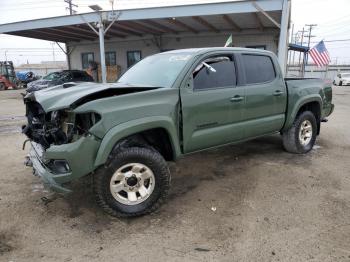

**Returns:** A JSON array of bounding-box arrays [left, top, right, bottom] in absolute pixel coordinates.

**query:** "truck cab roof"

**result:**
[[162, 47, 275, 56]]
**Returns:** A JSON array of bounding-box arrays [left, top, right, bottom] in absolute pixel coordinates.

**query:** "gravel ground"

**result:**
[[0, 87, 349, 262]]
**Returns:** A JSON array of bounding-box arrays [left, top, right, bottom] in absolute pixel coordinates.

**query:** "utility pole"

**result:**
[[298, 28, 305, 66], [305, 24, 317, 65], [292, 32, 299, 65], [50, 42, 56, 62], [64, 0, 77, 15], [288, 23, 294, 66]]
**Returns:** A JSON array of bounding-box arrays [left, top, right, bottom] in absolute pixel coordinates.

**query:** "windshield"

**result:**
[[43, 72, 63, 80], [342, 73, 350, 78], [118, 53, 193, 88]]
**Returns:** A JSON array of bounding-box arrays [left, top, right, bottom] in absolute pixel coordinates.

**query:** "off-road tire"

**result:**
[[282, 111, 317, 154], [0, 83, 5, 91], [94, 146, 170, 217]]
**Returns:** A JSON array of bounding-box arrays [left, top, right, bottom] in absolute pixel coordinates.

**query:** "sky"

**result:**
[[0, 0, 350, 65]]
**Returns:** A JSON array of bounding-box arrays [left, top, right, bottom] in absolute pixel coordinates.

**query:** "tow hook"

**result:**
[[24, 155, 33, 167]]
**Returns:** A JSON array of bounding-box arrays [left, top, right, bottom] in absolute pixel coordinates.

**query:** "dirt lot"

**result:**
[[0, 87, 349, 262]]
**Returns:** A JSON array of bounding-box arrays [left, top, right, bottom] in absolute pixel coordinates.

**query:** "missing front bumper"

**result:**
[[27, 142, 72, 194], [24, 135, 101, 194]]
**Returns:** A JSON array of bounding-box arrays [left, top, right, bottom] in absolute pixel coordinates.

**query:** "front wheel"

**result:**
[[0, 83, 5, 91], [94, 147, 170, 217], [282, 111, 317, 154]]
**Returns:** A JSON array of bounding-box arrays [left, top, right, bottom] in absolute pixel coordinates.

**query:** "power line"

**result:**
[[311, 38, 350, 43], [0, 48, 63, 50]]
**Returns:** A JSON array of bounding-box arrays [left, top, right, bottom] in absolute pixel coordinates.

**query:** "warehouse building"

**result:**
[[0, 0, 291, 82]]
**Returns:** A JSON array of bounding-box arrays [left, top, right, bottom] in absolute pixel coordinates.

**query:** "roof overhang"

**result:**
[[0, 0, 284, 43]]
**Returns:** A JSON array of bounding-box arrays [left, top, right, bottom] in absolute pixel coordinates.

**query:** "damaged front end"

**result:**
[[22, 93, 102, 193], [22, 99, 100, 149]]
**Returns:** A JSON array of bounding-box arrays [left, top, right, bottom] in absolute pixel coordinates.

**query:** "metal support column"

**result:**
[[98, 16, 107, 83], [277, 0, 291, 75]]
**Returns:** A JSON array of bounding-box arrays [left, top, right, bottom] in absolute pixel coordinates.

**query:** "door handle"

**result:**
[[273, 90, 284, 96], [230, 95, 244, 102]]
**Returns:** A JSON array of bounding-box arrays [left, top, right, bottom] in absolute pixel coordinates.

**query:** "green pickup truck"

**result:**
[[23, 48, 334, 217]]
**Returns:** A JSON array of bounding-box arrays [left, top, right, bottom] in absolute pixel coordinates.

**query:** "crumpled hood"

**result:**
[[25, 82, 158, 112]]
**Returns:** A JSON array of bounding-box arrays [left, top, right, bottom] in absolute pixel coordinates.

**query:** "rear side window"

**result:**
[[242, 54, 275, 84], [193, 56, 236, 90]]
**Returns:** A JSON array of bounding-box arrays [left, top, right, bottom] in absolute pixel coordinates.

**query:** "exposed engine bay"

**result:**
[[22, 100, 100, 149]]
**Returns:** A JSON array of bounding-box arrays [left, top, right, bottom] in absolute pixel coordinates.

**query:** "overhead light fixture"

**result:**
[[89, 4, 103, 11]]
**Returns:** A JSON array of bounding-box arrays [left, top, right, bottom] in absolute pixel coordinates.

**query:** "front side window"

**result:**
[[193, 56, 236, 90], [242, 54, 276, 84], [0, 66, 5, 75], [81, 52, 94, 69], [105, 51, 116, 66], [127, 51, 142, 68]]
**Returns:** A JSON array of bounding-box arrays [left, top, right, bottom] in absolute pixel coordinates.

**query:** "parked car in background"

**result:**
[[333, 73, 350, 86], [23, 48, 334, 217], [16, 71, 39, 88], [26, 70, 94, 93]]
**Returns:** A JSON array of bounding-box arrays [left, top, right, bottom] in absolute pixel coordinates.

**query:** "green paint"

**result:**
[[27, 48, 334, 192]]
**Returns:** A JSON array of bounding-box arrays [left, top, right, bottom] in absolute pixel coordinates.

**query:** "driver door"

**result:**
[[180, 54, 245, 153]]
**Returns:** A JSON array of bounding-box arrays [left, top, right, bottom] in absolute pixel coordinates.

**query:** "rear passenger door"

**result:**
[[239, 53, 287, 138], [180, 54, 245, 153]]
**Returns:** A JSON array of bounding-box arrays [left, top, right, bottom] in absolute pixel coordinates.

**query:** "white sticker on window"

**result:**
[[169, 55, 192, 62]]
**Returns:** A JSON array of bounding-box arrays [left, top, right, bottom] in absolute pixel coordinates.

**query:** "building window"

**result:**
[[81, 52, 94, 69], [246, 45, 266, 50], [105, 51, 116, 66], [127, 51, 142, 68]]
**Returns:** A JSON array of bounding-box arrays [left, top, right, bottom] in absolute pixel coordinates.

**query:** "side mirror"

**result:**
[[63, 82, 76, 88]]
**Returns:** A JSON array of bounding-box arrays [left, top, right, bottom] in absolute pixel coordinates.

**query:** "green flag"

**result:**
[[224, 34, 233, 47]]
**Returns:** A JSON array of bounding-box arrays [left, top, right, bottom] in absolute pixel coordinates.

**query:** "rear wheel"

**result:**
[[0, 83, 5, 91], [282, 111, 317, 154], [339, 81, 343, 86], [94, 146, 170, 217]]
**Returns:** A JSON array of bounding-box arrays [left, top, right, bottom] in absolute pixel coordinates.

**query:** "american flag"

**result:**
[[309, 41, 331, 67]]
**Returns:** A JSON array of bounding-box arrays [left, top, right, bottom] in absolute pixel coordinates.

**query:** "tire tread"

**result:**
[[93, 146, 170, 218], [282, 111, 317, 154]]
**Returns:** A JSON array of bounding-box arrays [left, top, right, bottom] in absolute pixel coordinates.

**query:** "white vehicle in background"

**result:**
[[333, 73, 350, 86]]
